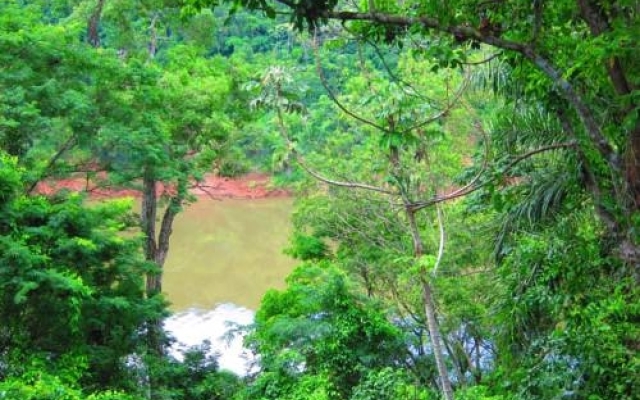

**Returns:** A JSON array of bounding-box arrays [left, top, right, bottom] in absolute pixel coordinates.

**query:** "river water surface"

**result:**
[[161, 198, 296, 375]]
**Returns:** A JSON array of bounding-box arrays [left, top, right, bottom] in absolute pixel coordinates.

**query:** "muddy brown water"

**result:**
[[161, 197, 297, 375], [163, 197, 297, 311]]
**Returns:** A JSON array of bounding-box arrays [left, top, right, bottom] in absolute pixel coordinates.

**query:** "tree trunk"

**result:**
[[141, 168, 160, 296], [140, 170, 165, 372], [406, 208, 454, 400], [148, 14, 159, 58], [87, 0, 105, 47], [141, 169, 185, 320], [421, 276, 455, 400], [140, 168, 163, 400], [626, 126, 640, 212], [576, 0, 640, 271], [141, 168, 187, 399]]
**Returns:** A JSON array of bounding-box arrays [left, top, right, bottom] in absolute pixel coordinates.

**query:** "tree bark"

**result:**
[[406, 208, 454, 400], [148, 14, 159, 58], [576, 0, 640, 214], [141, 168, 160, 296], [140, 168, 165, 377], [141, 169, 187, 400], [87, 0, 105, 47]]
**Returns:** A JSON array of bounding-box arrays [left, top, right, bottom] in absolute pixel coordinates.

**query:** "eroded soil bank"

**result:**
[[34, 172, 290, 200]]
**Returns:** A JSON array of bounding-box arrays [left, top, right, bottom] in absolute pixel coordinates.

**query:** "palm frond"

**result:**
[[468, 57, 513, 98], [491, 104, 568, 152], [495, 163, 581, 260]]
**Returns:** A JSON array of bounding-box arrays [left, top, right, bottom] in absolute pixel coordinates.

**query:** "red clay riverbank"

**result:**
[[35, 172, 290, 200]]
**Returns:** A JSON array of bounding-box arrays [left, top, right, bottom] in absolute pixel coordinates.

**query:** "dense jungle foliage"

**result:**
[[0, 0, 638, 399]]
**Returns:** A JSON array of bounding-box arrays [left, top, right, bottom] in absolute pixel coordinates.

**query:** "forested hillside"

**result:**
[[0, 0, 638, 399]]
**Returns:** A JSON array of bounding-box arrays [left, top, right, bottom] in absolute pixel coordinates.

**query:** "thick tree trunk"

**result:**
[[140, 168, 163, 400], [140, 169, 165, 374], [141, 171, 185, 309], [625, 124, 640, 211], [141, 169, 160, 296], [141, 169, 186, 400]]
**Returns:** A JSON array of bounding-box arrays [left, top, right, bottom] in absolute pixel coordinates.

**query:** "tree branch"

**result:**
[[413, 115, 491, 211], [27, 133, 77, 194], [400, 71, 469, 135], [271, 83, 397, 195], [460, 52, 502, 65], [295, 154, 398, 195], [312, 29, 390, 133], [283, 6, 621, 175], [413, 141, 577, 210]]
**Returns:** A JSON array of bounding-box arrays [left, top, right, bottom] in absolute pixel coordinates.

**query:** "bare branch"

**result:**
[[270, 78, 398, 196], [502, 141, 577, 173], [399, 70, 469, 135], [27, 133, 77, 194], [295, 155, 398, 195], [460, 52, 502, 65], [312, 28, 390, 133], [413, 141, 577, 210], [189, 181, 224, 201], [413, 114, 491, 210]]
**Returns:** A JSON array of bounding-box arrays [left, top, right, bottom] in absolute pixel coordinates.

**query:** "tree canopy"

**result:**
[[1, 0, 638, 399]]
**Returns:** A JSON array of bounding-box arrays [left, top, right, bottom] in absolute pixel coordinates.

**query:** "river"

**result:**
[[161, 197, 296, 375]]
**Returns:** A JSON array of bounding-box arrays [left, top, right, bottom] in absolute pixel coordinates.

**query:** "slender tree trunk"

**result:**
[[87, 0, 105, 47], [156, 195, 182, 269], [421, 276, 455, 400], [148, 14, 159, 58], [406, 208, 454, 400], [386, 118, 454, 398]]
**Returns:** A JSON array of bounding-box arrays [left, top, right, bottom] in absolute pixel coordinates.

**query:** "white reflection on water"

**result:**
[[162, 198, 295, 376], [164, 303, 257, 376]]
